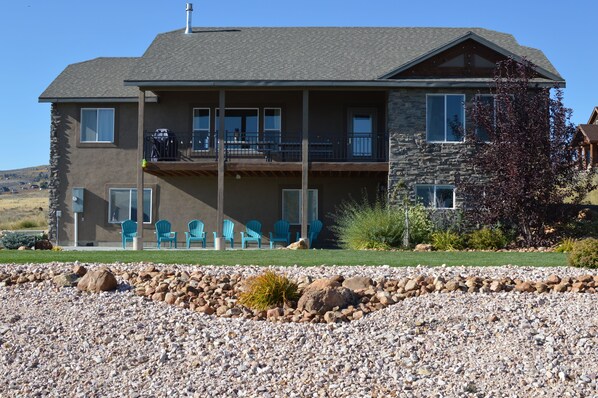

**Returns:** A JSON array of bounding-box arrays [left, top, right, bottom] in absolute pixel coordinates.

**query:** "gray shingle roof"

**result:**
[[39, 58, 156, 102], [125, 27, 562, 83], [40, 27, 564, 101]]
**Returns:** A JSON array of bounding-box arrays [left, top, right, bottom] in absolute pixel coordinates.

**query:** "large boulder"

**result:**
[[297, 278, 358, 315], [77, 269, 118, 293]]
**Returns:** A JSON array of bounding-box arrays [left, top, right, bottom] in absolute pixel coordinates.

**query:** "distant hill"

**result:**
[[0, 165, 50, 194]]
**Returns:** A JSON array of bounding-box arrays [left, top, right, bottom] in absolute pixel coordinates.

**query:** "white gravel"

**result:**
[[1, 263, 597, 397]]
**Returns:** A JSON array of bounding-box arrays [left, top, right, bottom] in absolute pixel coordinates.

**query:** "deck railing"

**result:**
[[143, 131, 388, 162]]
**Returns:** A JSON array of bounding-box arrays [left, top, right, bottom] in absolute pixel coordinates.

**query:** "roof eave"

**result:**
[[38, 97, 159, 103], [124, 79, 563, 89]]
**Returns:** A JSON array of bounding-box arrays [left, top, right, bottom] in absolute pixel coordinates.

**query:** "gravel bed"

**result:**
[[0, 263, 597, 397]]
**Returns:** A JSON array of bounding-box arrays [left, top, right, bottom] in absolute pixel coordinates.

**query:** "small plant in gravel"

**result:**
[[468, 227, 508, 250], [431, 230, 465, 251], [554, 237, 575, 253], [568, 238, 598, 269], [1, 232, 39, 250], [238, 271, 299, 311]]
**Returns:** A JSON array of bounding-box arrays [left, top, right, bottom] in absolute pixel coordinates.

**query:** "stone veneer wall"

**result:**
[[387, 88, 486, 207], [48, 104, 61, 241]]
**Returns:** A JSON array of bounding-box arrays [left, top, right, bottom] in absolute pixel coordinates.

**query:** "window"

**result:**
[[264, 108, 281, 143], [426, 94, 465, 142], [192, 108, 210, 150], [108, 188, 152, 224], [215, 108, 259, 142], [475, 94, 495, 142], [282, 189, 318, 225], [415, 185, 455, 209], [81, 108, 115, 142]]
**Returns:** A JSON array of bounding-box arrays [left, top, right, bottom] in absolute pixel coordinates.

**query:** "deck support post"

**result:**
[[590, 143, 594, 168], [301, 89, 310, 247], [134, 89, 146, 250], [216, 89, 226, 250]]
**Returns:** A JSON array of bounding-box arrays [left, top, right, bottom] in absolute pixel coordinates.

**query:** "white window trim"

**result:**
[[263, 108, 282, 132], [108, 188, 152, 224], [426, 94, 466, 143], [282, 189, 318, 225], [80, 108, 115, 143], [415, 184, 456, 209], [192, 108, 211, 151]]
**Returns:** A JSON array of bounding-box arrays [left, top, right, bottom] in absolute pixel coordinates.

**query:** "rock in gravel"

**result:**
[[52, 273, 79, 288], [515, 281, 535, 293], [77, 269, 118, 293], [297, 280, 357, 314], [342, 276, 373, 292], [72, 265, 87, 277]]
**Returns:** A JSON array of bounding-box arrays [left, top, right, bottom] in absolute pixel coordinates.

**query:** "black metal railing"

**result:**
[[143, 131, 388, 163]]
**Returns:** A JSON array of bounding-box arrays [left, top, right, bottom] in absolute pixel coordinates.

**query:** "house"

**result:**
[[39, 13, 564, 248], [573, 107, 598, 168]]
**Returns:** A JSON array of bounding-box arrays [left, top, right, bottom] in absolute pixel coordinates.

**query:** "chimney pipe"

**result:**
[[185, 3, 193, 34]]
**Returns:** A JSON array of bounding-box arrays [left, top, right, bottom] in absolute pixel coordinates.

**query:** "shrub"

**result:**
[[468, 227, 508, 250], [554, 237, 575, 253], [568, 238, 598, 269], [431, 230, 465, 251], [332, 196, 433, 250], [1, 232, 39, 250], [17, 219, 41, 229], [238, 271, 299, 311], [332, 197, 405, 250]]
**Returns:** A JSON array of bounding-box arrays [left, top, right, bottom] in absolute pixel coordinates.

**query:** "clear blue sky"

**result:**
[[0, 0, 595, 170]]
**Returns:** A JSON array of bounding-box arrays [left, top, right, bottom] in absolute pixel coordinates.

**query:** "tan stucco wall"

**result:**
[[53, 89, 387, 247]]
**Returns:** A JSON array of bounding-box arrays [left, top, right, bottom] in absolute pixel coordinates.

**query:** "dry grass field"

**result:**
[[0, 190, 48, 230]]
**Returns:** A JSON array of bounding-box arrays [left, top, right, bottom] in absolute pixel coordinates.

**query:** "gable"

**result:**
[[388, 39, 509, 79], [589, 107, 598, 125]]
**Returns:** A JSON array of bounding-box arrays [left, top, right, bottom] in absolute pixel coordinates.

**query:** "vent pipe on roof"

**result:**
[[185, 3, 193, 34]]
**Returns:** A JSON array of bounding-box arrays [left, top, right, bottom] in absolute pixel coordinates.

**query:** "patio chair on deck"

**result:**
[[155, 219, 177, 249], [296, 219, 323, 248], [121, 219, 137, 249], [213, 219, 235, 248], [241, 220, 262, 249], [185, 219, 206, 248], [269, 219, 291, 249]]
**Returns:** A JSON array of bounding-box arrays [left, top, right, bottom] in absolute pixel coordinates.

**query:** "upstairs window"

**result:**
[[81, 108, 114, 142], [475, 94, 495, 142], [415, 184, 455, 209], [192, 108, 210, 150], [426, 94, 465, 142]]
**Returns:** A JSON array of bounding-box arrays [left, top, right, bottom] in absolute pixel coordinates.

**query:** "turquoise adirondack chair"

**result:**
[[213, 219, 235, 248], [269, 219, 291, 249], [121, 219, 137, 249], [241, 220, 262, 249], [185, 219, 206, 248], [296, 219, 324, 247], [155, 219, 177, 249]]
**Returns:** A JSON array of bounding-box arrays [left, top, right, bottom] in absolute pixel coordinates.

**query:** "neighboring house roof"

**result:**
[[124, 27, 563, 85], [39, 58, 157, 103], [588, 107, 598, 125], [575, 124, 598, 145]]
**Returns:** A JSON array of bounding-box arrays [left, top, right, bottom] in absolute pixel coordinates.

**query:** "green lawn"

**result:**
[[0, 249, 567, 267]]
